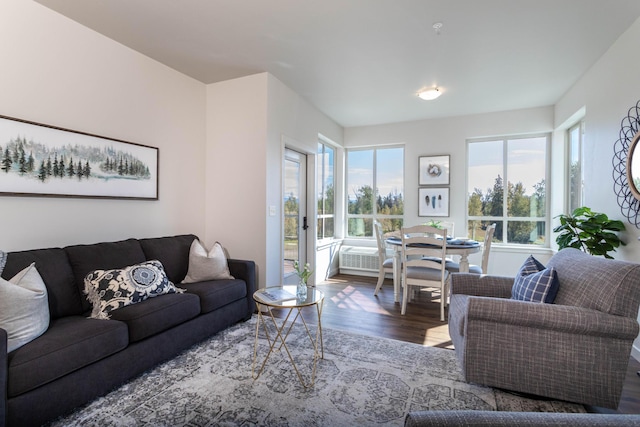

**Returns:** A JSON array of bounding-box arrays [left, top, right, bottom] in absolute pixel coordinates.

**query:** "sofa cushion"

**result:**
[[3, 248, 83, 318], [65, 239, 147, 313], [7, 316, 128, 397], [0, 250, 6, 273], [511, 255, 559, 303], [108, 292, 200, 342], [84, 260, 184, 319], [181, 278, 248, 314], [0, 263, 50, 352], [183, 240, 234, 283], [139, 234, 197, 284]]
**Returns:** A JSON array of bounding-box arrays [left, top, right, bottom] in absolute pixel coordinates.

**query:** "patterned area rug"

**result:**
[[50, 316, 584, 426]]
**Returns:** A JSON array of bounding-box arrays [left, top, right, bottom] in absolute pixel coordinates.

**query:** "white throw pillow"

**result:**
[[182, 240, 234, 283], [0, 263, 50, 352]]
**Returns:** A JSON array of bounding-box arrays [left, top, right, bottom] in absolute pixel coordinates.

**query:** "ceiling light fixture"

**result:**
[[417, 87, 442, 100], [417, 22, 444, 101]]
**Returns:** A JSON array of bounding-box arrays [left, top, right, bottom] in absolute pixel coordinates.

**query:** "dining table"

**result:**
[[385, 236, 481, 303]]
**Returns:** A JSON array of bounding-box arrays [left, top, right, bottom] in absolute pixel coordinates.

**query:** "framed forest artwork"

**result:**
[[0, 115, 158, 200]]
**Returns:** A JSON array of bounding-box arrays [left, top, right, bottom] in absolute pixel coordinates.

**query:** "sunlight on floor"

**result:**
[[328, 285, 392, 315]]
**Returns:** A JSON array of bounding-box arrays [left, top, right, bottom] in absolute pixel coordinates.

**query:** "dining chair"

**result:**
[[444, 223, 496, 274], [401, 224, 450, 321], [373, 220, 395, 296]]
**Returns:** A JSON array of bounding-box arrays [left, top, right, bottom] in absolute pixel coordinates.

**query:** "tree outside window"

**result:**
[[467, 135, 549, 245], [347, 147, 403, 237]]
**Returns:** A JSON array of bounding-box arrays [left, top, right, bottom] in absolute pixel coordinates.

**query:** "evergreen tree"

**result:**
[[67, 157, 75, 177], [84, 161, 91, 178], [58, 156, 64, 177], [27, 152, 35, 173], [18, 145, 27, 174], [1, 147, 11, 173], [46, 156, 53, 177], [53, 154, 59, 177], [37, 160, 47, 182]]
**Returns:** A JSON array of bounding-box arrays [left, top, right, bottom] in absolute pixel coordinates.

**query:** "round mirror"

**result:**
[[626, 130, 640, 200]]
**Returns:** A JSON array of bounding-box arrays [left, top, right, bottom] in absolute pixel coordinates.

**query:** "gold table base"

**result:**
[[252, 299, 324, 388]]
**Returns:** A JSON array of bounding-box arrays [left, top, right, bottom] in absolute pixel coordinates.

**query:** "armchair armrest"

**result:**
[[466, 296, 640, 339], [451, 273, 514, 298]]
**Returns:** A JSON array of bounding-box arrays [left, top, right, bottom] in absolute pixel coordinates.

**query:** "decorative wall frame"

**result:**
[[0, 115, 158, 200], [613, 100, 640, 227], [419, 155, 449, 185], [418, 187, 449, 217]]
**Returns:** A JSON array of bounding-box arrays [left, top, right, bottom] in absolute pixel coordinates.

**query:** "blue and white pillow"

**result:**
[[84, 260, 184, 319], [511, 255, 559, 303], [0, 250, 6, 276]]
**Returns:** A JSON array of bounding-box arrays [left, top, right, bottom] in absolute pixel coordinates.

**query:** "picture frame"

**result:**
[[0, 115, 158, 200], [419, 155, 450, 185], [418, 187, 449, 217]]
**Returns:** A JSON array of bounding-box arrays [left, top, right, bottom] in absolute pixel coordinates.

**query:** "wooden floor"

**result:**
[[273, 274, 640, 414]]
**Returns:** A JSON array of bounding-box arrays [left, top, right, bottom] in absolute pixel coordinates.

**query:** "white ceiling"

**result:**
[[35, 0, 640, 128]]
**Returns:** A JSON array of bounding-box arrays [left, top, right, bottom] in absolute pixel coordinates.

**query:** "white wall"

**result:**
[[555, 15, 640, 358], [0, 0, 207, 251], [205, 74, 269, 285], [344, 106, 555, 276], [206, 73, 343, 288]]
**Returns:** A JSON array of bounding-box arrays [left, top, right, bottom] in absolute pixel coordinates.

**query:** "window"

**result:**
[[467, 135, 549, 246], [317, 142, 335, 240], [346, 146, 403, 237], [568, 120, 584, 213]]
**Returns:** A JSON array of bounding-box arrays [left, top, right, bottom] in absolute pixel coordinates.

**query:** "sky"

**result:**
[[468, 137, 546, 196]]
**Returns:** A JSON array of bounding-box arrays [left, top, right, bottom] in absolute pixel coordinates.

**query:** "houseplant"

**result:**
[[553, 206, 626, 258], [293, 260, 313, 299]]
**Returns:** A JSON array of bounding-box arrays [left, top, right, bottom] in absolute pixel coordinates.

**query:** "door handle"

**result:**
[[303, 216, 309, 230]]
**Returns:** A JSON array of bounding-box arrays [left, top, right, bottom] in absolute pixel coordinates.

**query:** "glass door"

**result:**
[[283, 148, 307, 285]]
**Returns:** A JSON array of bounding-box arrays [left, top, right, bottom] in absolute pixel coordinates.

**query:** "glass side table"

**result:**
[[252, 285, 324, 388]]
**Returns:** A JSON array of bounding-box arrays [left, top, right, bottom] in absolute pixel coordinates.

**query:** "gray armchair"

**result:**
[[448, 248, 640, 409]]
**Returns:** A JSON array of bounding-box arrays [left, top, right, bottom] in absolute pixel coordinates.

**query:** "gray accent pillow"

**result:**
[[0, 262, 50, 352], [84, 260, 184, 320], [182, 239, 234, 283]]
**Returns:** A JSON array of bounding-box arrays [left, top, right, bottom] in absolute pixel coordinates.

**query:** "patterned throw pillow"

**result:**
[[511, 255, 559, 303], [0, 250, 6, 276], [84, 260, 184, 319]]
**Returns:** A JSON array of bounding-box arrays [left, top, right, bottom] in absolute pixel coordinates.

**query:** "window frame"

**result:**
[[345, 145, 404, 238], [466, 133, 551, 247], [567, 120, 585, 213], [316, 140, 335, 242]]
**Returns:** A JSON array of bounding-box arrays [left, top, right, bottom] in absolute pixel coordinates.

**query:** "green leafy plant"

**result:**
[[293, 260, 313, 284], [553, 207, 626, 259], [425, 220, 442, 228]]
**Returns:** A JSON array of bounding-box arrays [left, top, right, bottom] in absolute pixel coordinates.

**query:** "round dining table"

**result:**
[[385, 236, 481, 303]]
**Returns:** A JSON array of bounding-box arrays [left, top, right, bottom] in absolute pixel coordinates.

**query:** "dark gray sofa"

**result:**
[[0, 234, 256, 427]]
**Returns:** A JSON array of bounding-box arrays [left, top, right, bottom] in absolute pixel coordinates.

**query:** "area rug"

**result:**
[[50, 317, 584, 426]]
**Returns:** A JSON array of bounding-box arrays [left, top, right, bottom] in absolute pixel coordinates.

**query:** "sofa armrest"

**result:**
[[466, 296, 640, 339], [227, 259, 257, 318], [1, 327, 7, 427], [450, 273, 514, 298], [405, 411, 640, 427]]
